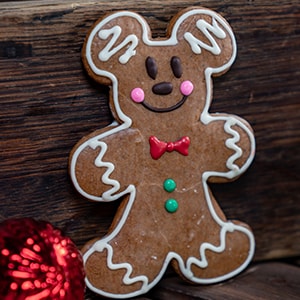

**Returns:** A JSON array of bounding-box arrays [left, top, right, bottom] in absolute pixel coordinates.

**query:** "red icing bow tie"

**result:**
[[149, 136, 190, 160]]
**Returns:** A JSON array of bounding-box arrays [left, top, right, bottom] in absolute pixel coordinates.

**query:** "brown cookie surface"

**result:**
[[69, 7, 255, 299]]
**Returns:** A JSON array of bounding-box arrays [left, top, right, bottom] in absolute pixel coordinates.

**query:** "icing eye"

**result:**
[[131, 88, 145, 103], [171, 56, 183, 78], [146, 56, 158, 80], [180, 80, 194, 96]]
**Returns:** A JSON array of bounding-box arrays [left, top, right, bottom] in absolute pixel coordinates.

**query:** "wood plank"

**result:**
[[0, 0, 299, 272], [149, 262, 300, 299]]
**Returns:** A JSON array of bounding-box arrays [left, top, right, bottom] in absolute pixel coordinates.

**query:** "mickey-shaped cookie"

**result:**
[[70, 7, 255, 298]]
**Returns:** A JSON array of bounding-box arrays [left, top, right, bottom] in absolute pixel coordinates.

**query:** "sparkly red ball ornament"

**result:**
[[0, 218, 85, 300]]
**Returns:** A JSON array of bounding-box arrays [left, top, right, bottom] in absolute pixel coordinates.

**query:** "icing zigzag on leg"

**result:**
[[83, 187, 152, 298], [84, 242, 149, 298], [184, 222, 254, 284]]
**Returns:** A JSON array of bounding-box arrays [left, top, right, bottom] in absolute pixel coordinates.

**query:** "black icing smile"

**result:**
[[141, 95, 188, 113]]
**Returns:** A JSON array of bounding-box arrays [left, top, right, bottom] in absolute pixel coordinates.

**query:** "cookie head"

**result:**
[[82, 8, 237, 126]]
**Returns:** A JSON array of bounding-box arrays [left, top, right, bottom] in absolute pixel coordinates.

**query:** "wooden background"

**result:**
[[0, 0, 299, 298]]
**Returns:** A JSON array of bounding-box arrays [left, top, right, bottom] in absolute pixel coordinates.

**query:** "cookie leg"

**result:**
[[83, 237, 171, 298], [168, 183, 254, 284], [83, 242, 147, 298], [179, 221, 254, 284], [180, 169, 255, 283], [82, 192, 169, 298]]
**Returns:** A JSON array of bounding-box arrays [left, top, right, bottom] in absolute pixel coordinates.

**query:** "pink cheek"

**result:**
[[131, 87, 145, 103], [180, 80, 194, 96]]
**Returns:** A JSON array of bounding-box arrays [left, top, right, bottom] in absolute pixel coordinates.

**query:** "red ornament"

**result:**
[[0, 218, 85, 300]]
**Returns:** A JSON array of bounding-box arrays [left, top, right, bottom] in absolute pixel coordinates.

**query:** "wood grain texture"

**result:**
[[149, 262, 300, 299], [0, 1, 299, 297]]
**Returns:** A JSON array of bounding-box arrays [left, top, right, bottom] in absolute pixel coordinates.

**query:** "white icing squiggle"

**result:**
[[89, 9, 231, 66], [84, 218, 254, 298], [69, 8, 256, 299], [95, 243, 149, 286], [98, 26, 138, 64], [83, 186, 153, 298], [186, 222, 254, 282], [70, 123, 131, 202], [90, 140, 132, 201], [184, 18, 226, 55], [224, 118, 242, 172]]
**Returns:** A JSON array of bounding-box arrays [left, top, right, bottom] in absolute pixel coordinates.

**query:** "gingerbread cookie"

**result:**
[[70, 7, 255, 298]]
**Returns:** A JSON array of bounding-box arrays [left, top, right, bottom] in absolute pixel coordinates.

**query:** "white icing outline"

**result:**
[[94, 9, 228, 64], [69, 8, 256, 299]]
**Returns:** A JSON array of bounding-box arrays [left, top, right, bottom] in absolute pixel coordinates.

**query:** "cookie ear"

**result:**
[[83, 11, 150, 85], [171, 7, 236, 74]]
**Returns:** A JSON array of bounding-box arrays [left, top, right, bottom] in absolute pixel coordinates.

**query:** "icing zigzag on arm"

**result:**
[[91, 140, 120, 201], [70, 127, 133, 202], [224, 118, 242, 174], [88, 139, 132, 201]]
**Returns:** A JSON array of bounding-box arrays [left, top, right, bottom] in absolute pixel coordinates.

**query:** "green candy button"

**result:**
[[163, 178, 176, 193], [165, 198, 178, 213]]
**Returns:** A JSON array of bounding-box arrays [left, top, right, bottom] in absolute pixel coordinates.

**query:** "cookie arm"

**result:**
[[69, 126, 143, 201], [204, 114, 255, 183]]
